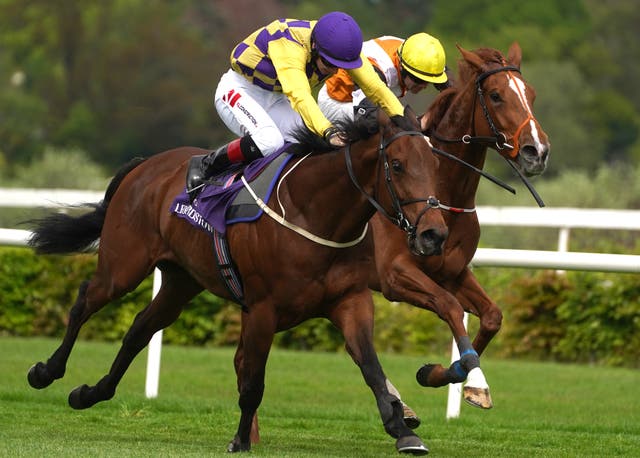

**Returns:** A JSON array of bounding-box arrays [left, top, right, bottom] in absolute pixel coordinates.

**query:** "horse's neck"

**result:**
[[281, 149, 376, 241], [433, 86, 488, 206]]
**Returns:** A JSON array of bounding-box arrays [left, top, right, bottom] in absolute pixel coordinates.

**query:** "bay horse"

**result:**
[[367, 42, 550, 409], [26, 110, 448, 454]]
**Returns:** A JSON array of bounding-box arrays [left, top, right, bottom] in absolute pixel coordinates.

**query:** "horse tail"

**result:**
[[28, 157, 147, 255]]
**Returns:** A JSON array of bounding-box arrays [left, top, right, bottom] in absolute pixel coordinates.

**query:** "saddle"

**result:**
[[170, 146, 296, 307]]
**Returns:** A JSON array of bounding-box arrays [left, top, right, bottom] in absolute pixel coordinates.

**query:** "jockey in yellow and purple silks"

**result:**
[[186, 11, 406, 201]]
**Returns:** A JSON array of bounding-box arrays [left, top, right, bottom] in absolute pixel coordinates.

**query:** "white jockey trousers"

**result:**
[[214, 69, 306, 156]]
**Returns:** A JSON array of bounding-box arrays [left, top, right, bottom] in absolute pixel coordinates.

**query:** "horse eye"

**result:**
[[391, 159, 403, 173], [489, 92, 501, 103]]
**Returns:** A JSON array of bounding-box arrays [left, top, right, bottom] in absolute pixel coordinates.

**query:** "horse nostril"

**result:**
[[541, 145, 550, 162], [419, 228, 447, 255], [521, 144, 537, 159], [521, 144, 549, 163]]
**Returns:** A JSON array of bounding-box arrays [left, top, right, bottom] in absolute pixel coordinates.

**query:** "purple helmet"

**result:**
[[313, 12, 363, 69]]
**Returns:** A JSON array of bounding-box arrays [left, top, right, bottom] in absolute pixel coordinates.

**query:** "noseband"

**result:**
[[431, 64, 536, 157]]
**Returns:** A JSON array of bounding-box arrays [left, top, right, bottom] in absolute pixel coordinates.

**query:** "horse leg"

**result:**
[[375, 256, 484, 403], [330, 293, 428, 455], [27, 280, 92, 389], [233, 336, 260, 444], [375, 255, 476, 429], [453, 268, 503, 356], [384, 379, 420, 429], [227, 306, 275, 453], [417, 268, 496, 408], [27, 233, 159, 390], [68, 265, 202, 409], [451, 268, 502, 408]]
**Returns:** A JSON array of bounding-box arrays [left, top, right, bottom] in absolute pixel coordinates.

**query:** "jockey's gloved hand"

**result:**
[[353, 98, 379, 134], [323, 126, 346, 147]]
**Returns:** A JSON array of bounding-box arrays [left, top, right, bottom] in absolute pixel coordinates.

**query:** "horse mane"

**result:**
[[424, 47, 507, 134], [423, 88, 458, 133], [458, 47, 506, 83], [289, 115, 379, 155]]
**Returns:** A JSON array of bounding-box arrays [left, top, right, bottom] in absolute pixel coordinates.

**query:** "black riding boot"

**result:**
[[186, 143, 235, 202], [186, 136, 263, 202]]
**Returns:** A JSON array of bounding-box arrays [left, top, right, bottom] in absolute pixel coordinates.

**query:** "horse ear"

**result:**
[[507, 42, 522, 68], [456, 43, 485, 71]]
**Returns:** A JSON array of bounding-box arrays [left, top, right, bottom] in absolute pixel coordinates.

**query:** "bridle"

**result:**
[[430, 64, 534, 157], [428, 63, 546, 206], [244, 129, 441, 249], [345, 130, 442, 244]]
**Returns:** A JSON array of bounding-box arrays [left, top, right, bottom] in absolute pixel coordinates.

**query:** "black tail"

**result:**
[[28, 157, 146, 255]]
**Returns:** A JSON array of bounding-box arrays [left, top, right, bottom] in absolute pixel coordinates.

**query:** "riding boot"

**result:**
[[186, 136, 263, 202], [186, 146, 232, 202]]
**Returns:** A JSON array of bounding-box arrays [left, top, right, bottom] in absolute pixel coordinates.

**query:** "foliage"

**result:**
[[496, 271, 573, 360], [4, 147, 109, 189], [0, 0, 639, 176], [554, 272, 640, 366], [371, 293, 453, 355], [476, 162, 640, 251], [0, 247, 229, 345], [478, 269, 640, 367], [3, 244, 639, 367], [0, 0, 223, 169]]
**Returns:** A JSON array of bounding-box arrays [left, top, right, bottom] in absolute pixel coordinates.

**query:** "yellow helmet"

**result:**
[[397, 33, 447, 84]]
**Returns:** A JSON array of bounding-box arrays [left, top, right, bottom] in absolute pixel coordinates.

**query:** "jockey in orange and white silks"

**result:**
[[185, 11, 407, 201], [318, 33, 449, 123]]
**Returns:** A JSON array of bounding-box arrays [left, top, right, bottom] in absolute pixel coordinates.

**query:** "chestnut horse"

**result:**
[[26, 111, 447, 454], [368, 43, 550, 409]]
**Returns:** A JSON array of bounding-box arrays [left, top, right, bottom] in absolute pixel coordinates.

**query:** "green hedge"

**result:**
[[475, 268, 640, 368], [0, 247, 230, 344], [2, 247, 639, 367]]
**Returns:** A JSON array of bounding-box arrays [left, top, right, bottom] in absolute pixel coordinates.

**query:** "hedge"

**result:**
[[2, 247, 638, 367]]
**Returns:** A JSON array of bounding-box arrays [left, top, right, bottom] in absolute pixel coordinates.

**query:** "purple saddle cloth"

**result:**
[[171, 148, 294, 235]]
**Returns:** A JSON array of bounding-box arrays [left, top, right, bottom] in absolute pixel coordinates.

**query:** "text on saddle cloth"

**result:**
[[171, 147, 294, 235]]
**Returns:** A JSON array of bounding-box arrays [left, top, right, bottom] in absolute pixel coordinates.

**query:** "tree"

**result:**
[[0, 0, 227, 169]]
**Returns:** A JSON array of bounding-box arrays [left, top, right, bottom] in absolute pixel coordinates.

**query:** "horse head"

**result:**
[[456, 42, 550, 177], [364, 107, 448, 256]]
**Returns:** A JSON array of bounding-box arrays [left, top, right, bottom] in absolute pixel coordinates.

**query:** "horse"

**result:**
[[367, 42, 550, 409], [25, 109, 448, 454]]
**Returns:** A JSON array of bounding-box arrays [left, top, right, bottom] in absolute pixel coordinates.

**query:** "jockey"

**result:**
[[186, 11, 408, 201], [318, 33, 449, 123]]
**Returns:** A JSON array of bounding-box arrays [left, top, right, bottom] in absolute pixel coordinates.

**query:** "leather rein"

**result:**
[[345, 130, 445, 245]]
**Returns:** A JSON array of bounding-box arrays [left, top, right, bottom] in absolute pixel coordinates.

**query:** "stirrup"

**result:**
[[187, 182, 205, 203]]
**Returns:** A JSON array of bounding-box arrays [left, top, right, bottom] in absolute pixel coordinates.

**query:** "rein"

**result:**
[[345, 130, 443, 241], [241, 174, 369, 248], [241, 130, 431, 247], [430, 145, 515, 195]]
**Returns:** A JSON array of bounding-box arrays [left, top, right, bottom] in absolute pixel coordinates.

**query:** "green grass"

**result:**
[[1, 337, 638, 457]]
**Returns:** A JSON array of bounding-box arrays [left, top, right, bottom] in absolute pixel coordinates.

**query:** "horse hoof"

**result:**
[[396, 435, 429, 455], [402, 404, 421, 430], [68, 384, 92, 410], [227, 436, 251, 453], [463, 386, 493, 409], [415, 364, 435, 387], [27, 362, 54, 389]]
